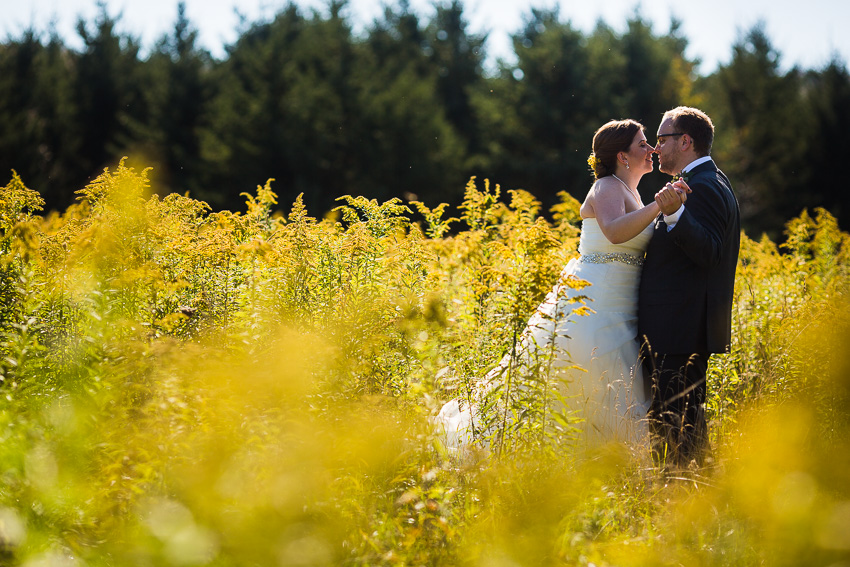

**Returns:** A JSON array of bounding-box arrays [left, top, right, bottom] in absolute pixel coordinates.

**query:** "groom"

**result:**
[[638, 106, 740, 468]]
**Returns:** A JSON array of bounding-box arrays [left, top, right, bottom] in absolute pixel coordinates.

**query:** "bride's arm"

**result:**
[[589, 180, 662, 244]]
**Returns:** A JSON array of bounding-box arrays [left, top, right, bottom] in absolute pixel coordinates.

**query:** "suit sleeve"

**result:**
[[668, 180, 733, 269]]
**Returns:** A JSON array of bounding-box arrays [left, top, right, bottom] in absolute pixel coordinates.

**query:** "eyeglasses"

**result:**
[[656, 132, 685, 144]]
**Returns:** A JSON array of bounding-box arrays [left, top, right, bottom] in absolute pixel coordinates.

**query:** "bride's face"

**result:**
[[625, 130, 655, 175]]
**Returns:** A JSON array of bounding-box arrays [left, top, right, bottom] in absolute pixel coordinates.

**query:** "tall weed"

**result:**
[[0, 161, 847, 565]]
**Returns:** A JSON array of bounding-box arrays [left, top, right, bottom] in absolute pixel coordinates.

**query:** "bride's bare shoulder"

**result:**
[[588, 177, 625, 201], [587, 177, 615, 195], [593, 176, 621, 191]]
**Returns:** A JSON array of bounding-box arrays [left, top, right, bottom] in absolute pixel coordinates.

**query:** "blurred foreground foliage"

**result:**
[[0, 163, 849, 566]]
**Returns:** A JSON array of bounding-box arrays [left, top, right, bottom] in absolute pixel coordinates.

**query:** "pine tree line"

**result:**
[[1, 0, 848, 237]]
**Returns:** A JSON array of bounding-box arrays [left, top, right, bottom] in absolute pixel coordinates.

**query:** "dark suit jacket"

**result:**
[[638, 159, 741, 355]]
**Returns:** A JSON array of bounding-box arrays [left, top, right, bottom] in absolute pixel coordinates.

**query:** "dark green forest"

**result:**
[[2, 0, 849, 238]]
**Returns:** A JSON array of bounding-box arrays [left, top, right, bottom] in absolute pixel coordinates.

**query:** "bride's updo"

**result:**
[[588, 119, 645, 180]]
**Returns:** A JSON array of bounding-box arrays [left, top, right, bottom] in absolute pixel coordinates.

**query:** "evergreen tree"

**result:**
[[802, 58, 850, 228], [426, 1, 487, 165], [353, 0, 465, 206], [203, 2, 363, 212], [142, 2, 213, 199], [486, 7, 594, 207], [0, 31, 77, 208], [72, 3, 146, 188], [0, 31, 44, 188], [707, 24, 810, 237]]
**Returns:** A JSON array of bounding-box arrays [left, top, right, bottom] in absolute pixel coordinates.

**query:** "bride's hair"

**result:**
[[589, 119, 644, 180]]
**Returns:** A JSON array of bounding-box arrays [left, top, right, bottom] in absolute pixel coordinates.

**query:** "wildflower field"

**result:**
[[0, 160, 849, 566]]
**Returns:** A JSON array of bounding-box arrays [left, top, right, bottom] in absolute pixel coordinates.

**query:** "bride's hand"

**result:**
[[655, 184, 685, 215], [671, 179, 691, 204]]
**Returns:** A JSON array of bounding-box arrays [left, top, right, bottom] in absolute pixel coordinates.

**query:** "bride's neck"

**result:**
[[612, 169, 639, 192]]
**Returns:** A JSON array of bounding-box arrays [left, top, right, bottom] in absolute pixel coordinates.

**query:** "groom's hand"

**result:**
[[655, 185, 685, 215], [671, 179, 691, 199]]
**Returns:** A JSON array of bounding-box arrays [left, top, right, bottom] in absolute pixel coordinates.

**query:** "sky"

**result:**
[[3, 0, 849, 75]]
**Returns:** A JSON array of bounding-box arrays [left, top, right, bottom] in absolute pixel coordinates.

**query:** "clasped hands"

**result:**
[[655, 179, 691, 215]]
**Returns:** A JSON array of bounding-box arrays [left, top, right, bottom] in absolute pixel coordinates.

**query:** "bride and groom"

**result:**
[[438, 106, 741, 467]]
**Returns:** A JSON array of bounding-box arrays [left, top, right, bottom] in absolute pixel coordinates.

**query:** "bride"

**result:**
[[437, 119, 687, 450]]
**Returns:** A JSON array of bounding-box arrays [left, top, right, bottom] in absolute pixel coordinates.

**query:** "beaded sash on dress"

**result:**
[[579, 251, 644, 267]]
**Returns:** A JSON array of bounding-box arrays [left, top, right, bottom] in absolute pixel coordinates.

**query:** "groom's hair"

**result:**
[[664, 107, 714, 157]]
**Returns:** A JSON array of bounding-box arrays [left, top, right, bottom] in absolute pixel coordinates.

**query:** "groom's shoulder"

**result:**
[[690, 158, 719, 177], [692, 160, 731, 189], [691, 164, 739, 216]]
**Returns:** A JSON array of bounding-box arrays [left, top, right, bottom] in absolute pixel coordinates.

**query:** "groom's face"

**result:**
[[655, 117, 683, 175]]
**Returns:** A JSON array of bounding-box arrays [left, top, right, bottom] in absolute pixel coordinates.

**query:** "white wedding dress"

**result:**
[[437, 217, 653, 449]]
